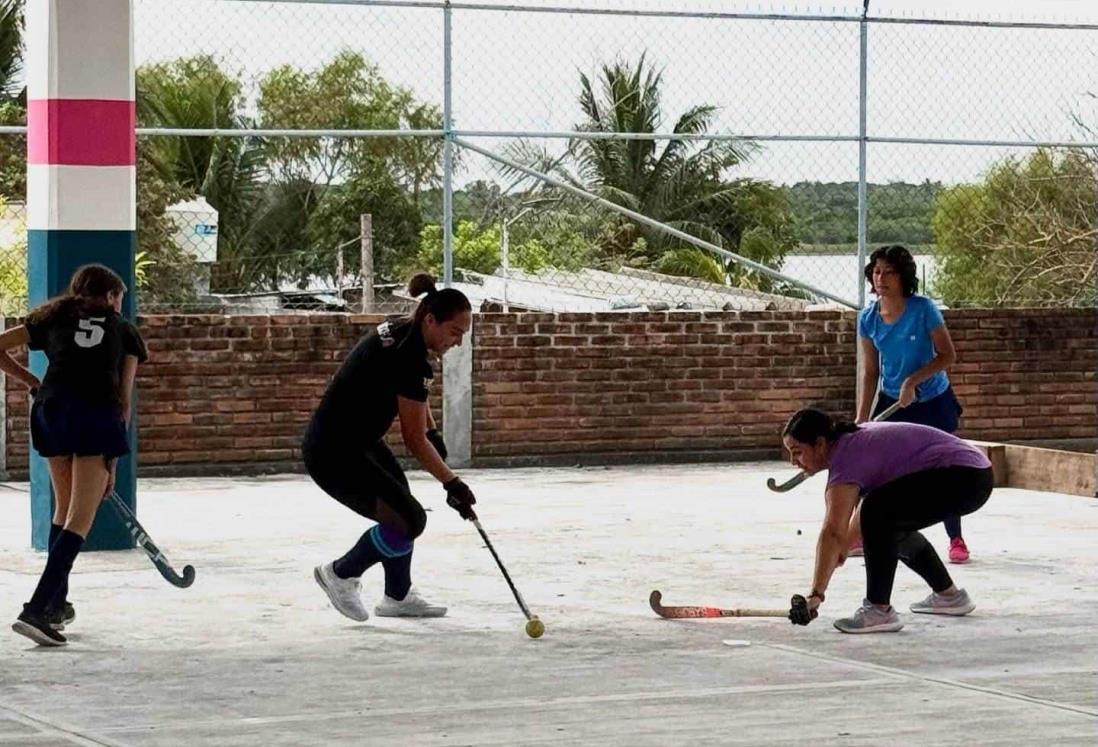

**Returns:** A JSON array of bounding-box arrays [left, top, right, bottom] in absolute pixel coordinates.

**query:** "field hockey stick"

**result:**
[[766, 401, 905, 492], [106, 491, 195, 588], [649, 590, 798, 619], [471, 515, 534, 622]]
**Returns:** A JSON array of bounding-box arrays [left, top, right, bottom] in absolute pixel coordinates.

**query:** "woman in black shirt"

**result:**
[[305, 273, 476, 623], [0, 264, 147, 646]]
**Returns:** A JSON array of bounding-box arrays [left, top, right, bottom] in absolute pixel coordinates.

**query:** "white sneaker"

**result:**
[[374, 586, 447, 618], [910, 588, 975, 616], [314, 563, 369, 622]]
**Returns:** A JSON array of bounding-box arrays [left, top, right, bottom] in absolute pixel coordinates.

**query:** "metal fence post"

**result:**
[[855, 1, 871, 419], [360, 213, 374, 313], [442, 0, 454, 288]]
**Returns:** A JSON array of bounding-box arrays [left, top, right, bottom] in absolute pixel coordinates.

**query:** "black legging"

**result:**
[[860, 466, 993, 605], [303, 439, 427, 539]]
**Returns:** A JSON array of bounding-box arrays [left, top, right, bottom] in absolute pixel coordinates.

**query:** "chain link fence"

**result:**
[[0, 1, 1094, 313]]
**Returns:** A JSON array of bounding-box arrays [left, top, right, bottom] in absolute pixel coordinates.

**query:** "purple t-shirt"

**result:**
[[826, 422, 991, 494]]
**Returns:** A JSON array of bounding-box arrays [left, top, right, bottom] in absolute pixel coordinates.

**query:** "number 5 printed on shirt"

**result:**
[[74, 317, 106, 348]]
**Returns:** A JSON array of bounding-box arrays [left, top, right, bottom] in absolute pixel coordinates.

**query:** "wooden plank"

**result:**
[[1002, 444, 1097, 498], [967, 441, 1009, 488]]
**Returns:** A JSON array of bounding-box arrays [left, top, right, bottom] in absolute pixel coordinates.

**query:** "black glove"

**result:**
[[788, 594, 818, 626], [426, 428, 448, 460], [444, 477, 477, 521]]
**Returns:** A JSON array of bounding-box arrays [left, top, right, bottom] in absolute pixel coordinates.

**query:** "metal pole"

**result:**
[[856, 0, 871, 420], [360, 213, 374, 313], [857, 0, 869, 308], [336, 236, 344, 300], [441, 1, 454, 287], [501, 217, 510, 312]]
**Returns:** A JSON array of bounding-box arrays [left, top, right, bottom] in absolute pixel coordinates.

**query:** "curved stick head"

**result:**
[[767, 471, 809, 493], [648, 590, 664, 614], [179, 565, 196, 588]]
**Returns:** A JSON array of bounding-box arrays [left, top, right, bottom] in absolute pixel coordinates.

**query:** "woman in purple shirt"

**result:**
[[782, 409, 993, 634]]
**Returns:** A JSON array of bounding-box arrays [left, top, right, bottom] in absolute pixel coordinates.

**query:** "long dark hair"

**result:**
[[26, 264, 126, 327], [864, 244, 918, 297], [407, 272, 471, 326], [782, 408, 859, 445]]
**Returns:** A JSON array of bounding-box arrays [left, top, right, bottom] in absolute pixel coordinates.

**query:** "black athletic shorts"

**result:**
[[303, 436, 427, 538]]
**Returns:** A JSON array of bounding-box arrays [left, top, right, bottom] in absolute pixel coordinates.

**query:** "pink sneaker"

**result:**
[[848, 538, 864, 557], [949, 537, 970, 564]]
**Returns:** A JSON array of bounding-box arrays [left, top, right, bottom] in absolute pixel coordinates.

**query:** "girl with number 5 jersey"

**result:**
[[0, 264, 147, 646]]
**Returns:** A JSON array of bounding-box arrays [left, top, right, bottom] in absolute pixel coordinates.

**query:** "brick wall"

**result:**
[[3, 308, 1094, 477], [2, 314, 442, 476], [471, 311, 855, 462], [945, 309, 1096, 441], [471, 308, 1096, 464]]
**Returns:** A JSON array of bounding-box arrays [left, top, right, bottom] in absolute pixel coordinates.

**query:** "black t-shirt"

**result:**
[[25, 307, 148, 411], [308, 319, 433, 448]]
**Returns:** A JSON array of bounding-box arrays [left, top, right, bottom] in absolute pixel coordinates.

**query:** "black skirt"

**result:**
[[30, 393, 129, 460]]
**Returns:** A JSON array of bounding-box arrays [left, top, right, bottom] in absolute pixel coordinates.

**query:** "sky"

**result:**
[[132, 0, 1098, 186]]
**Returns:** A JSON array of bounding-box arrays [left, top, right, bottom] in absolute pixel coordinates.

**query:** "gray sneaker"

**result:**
[[833, 600, 904, 634], [910, 588, 975, 616]]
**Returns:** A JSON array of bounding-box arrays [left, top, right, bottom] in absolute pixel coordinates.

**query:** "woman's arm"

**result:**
[[855, 336, 880, 423], [899, 324, 957, 405], [809, 483, 860, 606], [398, 395, 456, 484], [0, 326, 40, 390], [118, 354, 140, 427]]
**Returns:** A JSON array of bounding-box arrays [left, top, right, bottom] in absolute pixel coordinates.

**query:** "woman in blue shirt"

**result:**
[[854, 245, 971, 563]]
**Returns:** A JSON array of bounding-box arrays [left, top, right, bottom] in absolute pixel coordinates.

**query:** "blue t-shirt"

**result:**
[[858, 295, 949, 401]]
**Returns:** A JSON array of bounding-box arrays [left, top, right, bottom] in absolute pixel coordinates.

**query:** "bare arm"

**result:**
[[118, 354, 140, 427], [904, 324, 957, 388], [0, 326, 40, 390], [856, 336, 879, 423], [398, 395, 456, 484], [811, 483, 860, 600]]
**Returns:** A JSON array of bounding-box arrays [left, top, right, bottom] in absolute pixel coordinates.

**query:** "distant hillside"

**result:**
[[785, 181, 942, 247]]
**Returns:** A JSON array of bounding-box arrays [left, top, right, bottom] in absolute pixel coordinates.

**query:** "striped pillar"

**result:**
[[26, 1, 137, 551]]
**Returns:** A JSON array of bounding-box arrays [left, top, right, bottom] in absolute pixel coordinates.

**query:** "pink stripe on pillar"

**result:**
[[27, 99, 136, 166]]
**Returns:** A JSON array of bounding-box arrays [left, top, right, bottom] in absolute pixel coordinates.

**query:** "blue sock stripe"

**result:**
[[368, 525, 412, 558]]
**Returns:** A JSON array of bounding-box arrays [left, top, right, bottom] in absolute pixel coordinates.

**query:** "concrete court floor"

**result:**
[[0, 462, 1095, 746]]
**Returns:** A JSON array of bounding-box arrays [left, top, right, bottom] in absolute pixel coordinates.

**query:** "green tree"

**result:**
[[0, 0, 25, 199], [413, 217, 592, 277], [257, 52, 437, 284], [931, 148, 1096, 307]]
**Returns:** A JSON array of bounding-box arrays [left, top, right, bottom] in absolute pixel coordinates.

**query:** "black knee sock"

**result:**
[[333, 524, 413, 579], [27, 530, 84, 614], [382, 548, 413, 600], [46, 523, 68, 611]]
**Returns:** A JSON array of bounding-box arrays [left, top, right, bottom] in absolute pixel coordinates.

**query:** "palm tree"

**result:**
[[502, 54, 795, 285], [570, 54, 756, 275], [137, 56, 275, 293]]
